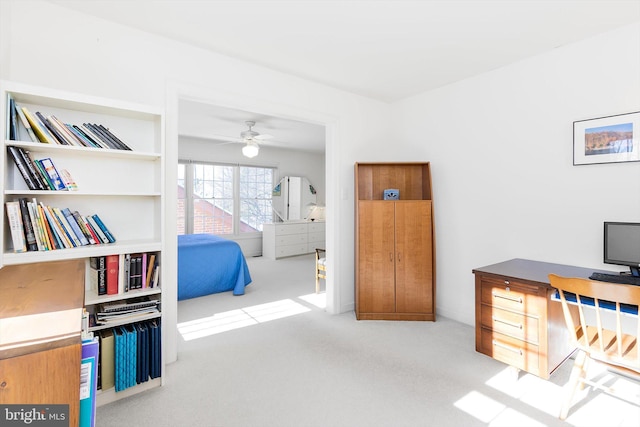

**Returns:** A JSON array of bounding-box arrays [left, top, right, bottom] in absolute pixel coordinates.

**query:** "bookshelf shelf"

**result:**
[[0, 80, 165, 411]]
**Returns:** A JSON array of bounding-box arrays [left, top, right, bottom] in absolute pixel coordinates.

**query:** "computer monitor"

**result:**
[[604, 222, 640, 277]]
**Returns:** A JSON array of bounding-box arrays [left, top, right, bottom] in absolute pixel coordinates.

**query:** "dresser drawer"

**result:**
[[276, 233, 307, 246], [276, 244, 308, 258], [480, 305, 539, 344], [480, 279, 543, 314], [308, 222, 325, 233], [480, 328, 539, 375], [308, 232, 325, 244], [275, 223, 308, 235]]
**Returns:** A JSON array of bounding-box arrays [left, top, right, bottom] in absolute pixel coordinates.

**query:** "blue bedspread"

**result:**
[[178, 234, 252, 300]]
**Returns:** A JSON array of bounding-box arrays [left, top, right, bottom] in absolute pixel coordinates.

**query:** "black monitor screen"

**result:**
[[604, 222, 640, 275]]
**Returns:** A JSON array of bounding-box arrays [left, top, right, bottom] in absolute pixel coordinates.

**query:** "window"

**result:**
[[178, 162, 274, 235]]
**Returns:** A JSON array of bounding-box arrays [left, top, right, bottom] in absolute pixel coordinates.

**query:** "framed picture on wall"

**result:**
[[573, 111, 640, 165]]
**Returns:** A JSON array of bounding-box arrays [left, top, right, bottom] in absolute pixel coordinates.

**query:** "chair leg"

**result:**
[[560, 350, 588, 420], [315, 274, 320, 294]]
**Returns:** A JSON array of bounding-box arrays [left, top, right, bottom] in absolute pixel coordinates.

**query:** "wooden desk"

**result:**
[[472, 258, 610, 379]]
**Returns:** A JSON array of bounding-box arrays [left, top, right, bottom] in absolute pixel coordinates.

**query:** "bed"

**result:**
[[177, 234, 252, 300]]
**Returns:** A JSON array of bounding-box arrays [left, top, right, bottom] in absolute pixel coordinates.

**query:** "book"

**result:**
[[32, 199, 53, 250], [60, 169, 78, 191], [106, 254, 119, 295], [20, 106, 56, 143], [97, 124, 132, 150], [62, 207, 89, 245], [91, 214, 116, 243], [80, 338, 99, 427], [67, 124, 99, 148], [26, 200, 45, 251], [128, 253, 141, 290], [54, 207, 83, 246], [89, 256, 107, 295], [81, 215, 103, 244], [5, 201, 26, 252], [41, 203, 72, 249], [80, 124, 112, 149], [72, 210, 97, 245], [99, 329, 115, 391], [7, 145, 39, 190], [37, 157, 67, 190], [76, 125, 109, 149], [19, 148, 50, 190], [145, 254, 157, 288], [83, 123, 119, 149], [8, 96, 17, 140], [47, 115, 84, 147], [86, 215, 109, 244], [14, 103, 38, 142], [18, 197, 37, 251], [34, 111, 66, 145]]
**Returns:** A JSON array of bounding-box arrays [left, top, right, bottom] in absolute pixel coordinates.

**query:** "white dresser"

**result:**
[[262, 221, 326, 260]]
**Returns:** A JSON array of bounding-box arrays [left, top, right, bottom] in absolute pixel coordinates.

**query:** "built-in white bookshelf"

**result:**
[[0, 80, 165, 406]]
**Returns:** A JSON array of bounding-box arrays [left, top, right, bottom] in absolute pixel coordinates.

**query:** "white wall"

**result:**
[[3, 0, 637, 355], [179, 135, 326, 256], [390, 22, 640, 325], [0, 0, 392, 364]]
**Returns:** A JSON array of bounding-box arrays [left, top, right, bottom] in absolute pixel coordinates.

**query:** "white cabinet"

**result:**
[[0, 81, 165, 407], [262, 221, 325, 260]]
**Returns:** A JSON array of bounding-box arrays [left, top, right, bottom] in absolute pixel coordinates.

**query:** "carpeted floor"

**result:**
[[96, 254, 640, 427]]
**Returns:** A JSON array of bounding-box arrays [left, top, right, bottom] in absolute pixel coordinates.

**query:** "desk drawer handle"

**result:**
[[492, 340, 523, 356], [493, 317, 523, 330], [492, 293, 523, 304]]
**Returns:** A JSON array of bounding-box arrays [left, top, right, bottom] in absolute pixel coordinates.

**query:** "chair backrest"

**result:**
[[548, 274, 640, 373]]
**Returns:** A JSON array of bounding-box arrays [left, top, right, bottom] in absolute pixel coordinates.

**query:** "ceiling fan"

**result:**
[[239, 121, 272, 158]]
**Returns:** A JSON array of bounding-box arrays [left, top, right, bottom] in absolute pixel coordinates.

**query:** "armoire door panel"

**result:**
[[357, 201, 396, 313], [395, 201, 433, 314]]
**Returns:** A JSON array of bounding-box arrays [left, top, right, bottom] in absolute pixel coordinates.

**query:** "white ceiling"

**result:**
[[47, 0, 640, 152]]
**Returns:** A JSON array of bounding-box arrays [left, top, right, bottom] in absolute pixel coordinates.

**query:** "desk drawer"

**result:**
[[480, 328, 539, 375], [480, 279, 542, 314], [480, 305, 539, 344]]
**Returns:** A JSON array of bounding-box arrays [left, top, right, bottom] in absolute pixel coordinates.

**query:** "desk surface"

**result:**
[[472, 258, 612, 285]]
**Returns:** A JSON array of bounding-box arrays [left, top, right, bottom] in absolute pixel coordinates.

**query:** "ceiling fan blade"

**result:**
[[255, 134, 273, 141]]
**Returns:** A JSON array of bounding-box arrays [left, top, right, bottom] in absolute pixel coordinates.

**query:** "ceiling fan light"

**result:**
[[242, 142, 259, 158]]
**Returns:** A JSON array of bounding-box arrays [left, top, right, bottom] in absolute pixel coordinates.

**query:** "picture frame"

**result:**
[[573, 111, 640, 165]]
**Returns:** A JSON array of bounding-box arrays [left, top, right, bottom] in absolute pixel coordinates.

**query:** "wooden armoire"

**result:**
[[355, 162, 435, 321]]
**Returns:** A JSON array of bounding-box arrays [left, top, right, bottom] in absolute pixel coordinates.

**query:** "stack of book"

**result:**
[[95, 297, 160, 325], [7, 95, 132, 150], [7, 145, 76, 191], [4, 197, 115, 253]]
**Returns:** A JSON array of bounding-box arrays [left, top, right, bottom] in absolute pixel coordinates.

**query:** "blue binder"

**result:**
[[113, 327, 126, 392], [124, 324, 137, 389]]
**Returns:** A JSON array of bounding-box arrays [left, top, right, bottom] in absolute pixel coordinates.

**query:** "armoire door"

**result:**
[[357, 201, 395, 314], [395, 201, 433, 314]]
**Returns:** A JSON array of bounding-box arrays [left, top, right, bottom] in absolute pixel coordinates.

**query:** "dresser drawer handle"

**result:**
[[493, 317, 523, 330], [492, 340, 523, 356], [492, 293, 523, 304]]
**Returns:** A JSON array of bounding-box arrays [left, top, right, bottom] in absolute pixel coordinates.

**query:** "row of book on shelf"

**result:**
[[5, 197, 115, 253], [8, 145, 76, 191], [82, 318, 161, 396], [7, 94, 133, 150], [89, 253, 160, 297]]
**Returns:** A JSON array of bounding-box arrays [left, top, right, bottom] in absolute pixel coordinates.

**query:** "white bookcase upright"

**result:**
[[0, 80, 165, 406]]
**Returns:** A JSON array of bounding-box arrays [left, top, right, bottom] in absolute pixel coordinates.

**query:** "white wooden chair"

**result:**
[[548, 274, 640, 420]]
